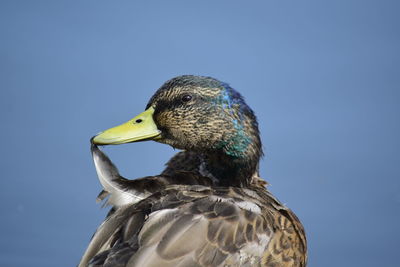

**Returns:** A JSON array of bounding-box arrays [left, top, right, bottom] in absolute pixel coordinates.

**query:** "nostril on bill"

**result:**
[[135, 119, 143, 123]]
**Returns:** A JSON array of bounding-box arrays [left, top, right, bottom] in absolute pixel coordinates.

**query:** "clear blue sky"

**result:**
[[1, 1, 399, 266]]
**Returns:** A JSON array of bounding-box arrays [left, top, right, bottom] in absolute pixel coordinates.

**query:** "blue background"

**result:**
[[1, 1, 399, 266]]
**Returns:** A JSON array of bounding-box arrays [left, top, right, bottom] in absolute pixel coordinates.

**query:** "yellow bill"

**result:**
[[92, 107, 161, 145]]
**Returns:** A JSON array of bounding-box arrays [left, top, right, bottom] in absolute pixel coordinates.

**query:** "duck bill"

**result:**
[[92, 107, 161, 145]]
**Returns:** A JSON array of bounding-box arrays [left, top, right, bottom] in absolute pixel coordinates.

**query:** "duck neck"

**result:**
[[202, 147, 260, 187]]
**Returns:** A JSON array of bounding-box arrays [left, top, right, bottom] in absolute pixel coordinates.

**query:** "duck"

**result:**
[[79, 75, 307, 267]]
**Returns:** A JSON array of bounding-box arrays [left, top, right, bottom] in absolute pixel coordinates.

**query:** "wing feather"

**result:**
[[80, 186, 306, 267], [79, 205, 140, 267]]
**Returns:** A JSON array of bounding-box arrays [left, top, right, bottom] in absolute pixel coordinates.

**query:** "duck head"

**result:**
[[93, 75, 262, 186]]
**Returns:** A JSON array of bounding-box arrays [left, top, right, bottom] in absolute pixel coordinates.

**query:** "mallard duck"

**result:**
[[79, 75, 307, 267]]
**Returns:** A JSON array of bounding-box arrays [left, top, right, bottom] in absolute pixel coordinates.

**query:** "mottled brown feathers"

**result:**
[[146, 75, 263, 187], [87, 183, 306, 267], [80, 76, 307, 267]]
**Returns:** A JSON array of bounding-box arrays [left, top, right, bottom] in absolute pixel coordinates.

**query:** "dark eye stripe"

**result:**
[[153, 94, 201, 116], [154, 98, 185, 115]]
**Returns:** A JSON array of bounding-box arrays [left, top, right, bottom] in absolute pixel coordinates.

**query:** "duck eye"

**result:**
[[181, 94, 192, 103]]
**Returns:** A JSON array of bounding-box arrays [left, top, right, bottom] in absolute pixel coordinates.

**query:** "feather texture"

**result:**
[[79, 147, 306, 267], [82, 187, 306, 267], [81, 76, 307, 266]]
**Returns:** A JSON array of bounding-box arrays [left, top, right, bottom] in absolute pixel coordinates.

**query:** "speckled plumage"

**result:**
[[79, 75, 307, 267], [146, 76, 262, 187]]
